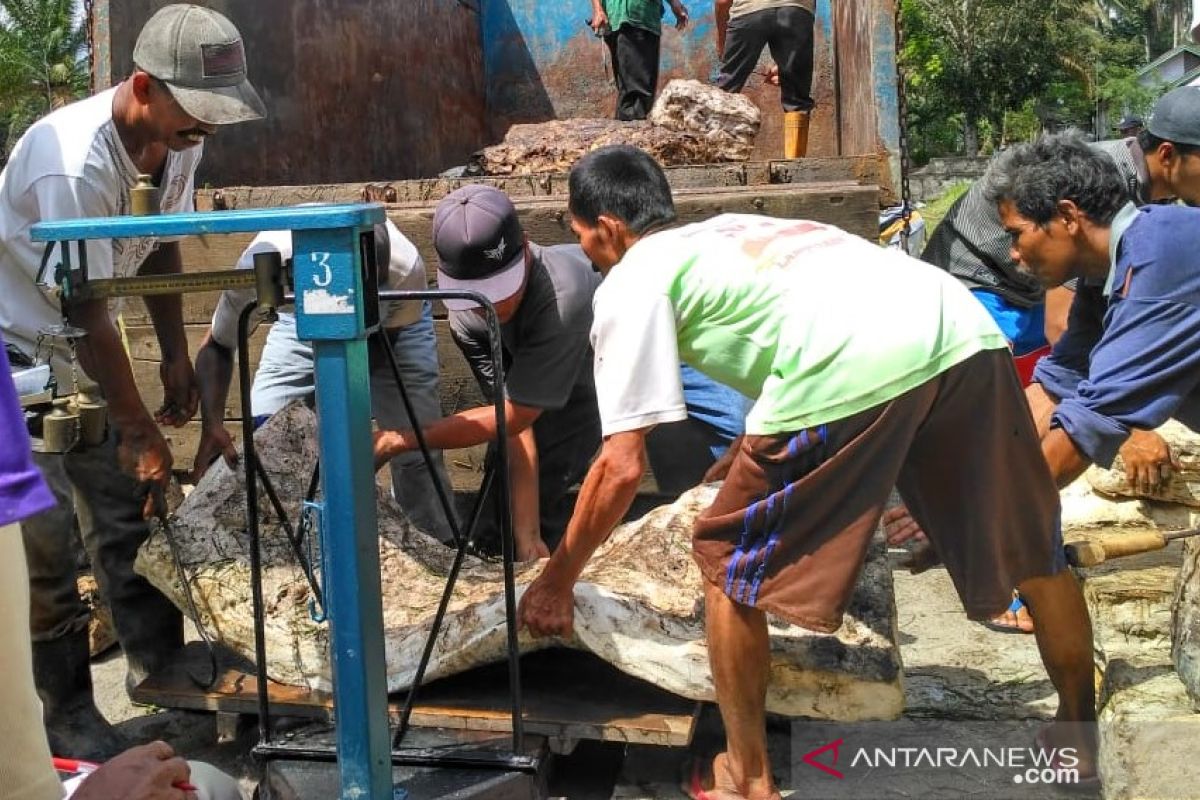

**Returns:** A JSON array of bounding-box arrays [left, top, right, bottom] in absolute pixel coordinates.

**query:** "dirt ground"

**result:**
[[89, 552, 1100, 799]]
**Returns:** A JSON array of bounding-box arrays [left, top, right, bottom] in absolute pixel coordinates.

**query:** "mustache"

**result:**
[[177, 127, 213, 138]]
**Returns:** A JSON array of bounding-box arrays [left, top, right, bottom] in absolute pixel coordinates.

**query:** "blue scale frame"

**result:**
[[34, 204, 420, 798]]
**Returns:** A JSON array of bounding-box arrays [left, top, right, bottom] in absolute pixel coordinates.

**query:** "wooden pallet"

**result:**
[[132, 645, 701, 749]]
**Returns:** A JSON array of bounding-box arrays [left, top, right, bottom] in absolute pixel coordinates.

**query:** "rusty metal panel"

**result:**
[[98, 0, 489, 186], [92, 0, 898, 185], [834, 0, 900, 185], [478, 0, 841, 158]]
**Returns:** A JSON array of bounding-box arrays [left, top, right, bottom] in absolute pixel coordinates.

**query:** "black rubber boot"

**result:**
[[118, 596, 184, 696], [32, 630, 129, 761]]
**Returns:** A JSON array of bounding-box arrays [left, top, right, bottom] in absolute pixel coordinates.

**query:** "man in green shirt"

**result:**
[[519, 145, 1098, 798], [590, 0, 689, 120]]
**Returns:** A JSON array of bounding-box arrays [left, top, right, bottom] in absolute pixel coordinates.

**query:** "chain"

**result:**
[[894, 0, 914, 249], [67, 335, 80, 396], [34, 324, 87, 397]]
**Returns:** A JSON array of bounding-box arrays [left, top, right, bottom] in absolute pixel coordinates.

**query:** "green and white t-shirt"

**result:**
[[590, 214, 1007, 437], [602, 0, 667, 35]]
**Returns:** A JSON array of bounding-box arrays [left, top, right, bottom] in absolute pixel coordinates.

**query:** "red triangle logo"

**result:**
[[801, 738, 845, 779]]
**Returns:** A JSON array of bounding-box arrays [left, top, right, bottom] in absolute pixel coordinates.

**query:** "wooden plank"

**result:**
[[124, 323, 270, 364], [132, 647, 699, 747], [385, 182, 880, 285], [127, 320, 484, 415], [192, 157, 884, 210], [133, 180, 879, 325]]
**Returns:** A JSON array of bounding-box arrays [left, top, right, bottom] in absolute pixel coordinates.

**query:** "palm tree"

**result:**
[[0, 0, 87, 155], [1088, 0, 1193, 59]]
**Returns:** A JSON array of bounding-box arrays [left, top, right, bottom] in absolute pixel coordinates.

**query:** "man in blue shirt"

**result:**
[[985, 130, 1200, 502]]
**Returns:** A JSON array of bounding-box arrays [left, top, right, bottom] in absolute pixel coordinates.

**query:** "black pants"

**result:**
[[470, 406, 726, 553], [471, 399, 602, 553], [717, 5, 815, 112], [605, 25, 660, 121]]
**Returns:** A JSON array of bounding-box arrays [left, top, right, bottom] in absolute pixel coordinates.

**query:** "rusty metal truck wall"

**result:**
[[91, 0, 898, 186], [94, 0, 489, 186]]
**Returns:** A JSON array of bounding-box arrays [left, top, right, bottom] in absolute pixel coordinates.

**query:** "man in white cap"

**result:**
[[0, 4, 264, 759]]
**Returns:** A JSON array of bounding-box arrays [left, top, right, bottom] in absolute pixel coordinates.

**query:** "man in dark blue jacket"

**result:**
[[984, 130, 1200, 492]]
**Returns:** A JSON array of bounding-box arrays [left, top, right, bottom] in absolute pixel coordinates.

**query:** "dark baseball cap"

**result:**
[[1114, 115, 1143, 131], [1147, 87, 1200, 147], [133, 4, 266, 126], [433, 185, 527, 311]]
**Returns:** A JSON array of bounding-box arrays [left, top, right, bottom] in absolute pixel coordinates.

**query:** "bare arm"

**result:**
[[715, 0, 733, 57], [375, 398, 542, 455], [509, 426, 549, 560], [1026, 380, 1173, 491], [590, 0, 609, 33], [68, 298, 172, 500], [518, 430, 648, 637], [1025, 381, 1059, 439], [190, 331, 239, 481], [139, 242, 198, 426], [1042, 427, 1092, 489]]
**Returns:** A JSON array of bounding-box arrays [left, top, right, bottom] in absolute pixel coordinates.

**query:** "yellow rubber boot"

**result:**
[[783, 110, 810, 158]]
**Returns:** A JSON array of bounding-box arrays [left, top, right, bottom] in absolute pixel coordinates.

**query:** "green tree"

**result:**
[[901, 0, 1080, 157], [1095, 0, 1193, 60], [0, 0, 88, 155]]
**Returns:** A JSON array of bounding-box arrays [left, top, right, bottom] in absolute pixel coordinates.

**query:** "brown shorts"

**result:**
[[692, 348, 1064, 633]]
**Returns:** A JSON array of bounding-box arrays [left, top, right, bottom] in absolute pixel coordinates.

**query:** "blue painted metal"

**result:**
[[869, 0, 902, 190], [35, 204, 395, 800], [31, 203, 384, 241]]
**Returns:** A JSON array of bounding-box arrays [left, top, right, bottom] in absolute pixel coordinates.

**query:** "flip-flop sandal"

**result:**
[[1034, 728, 1101, 793], [981, 591, 1034, 634]]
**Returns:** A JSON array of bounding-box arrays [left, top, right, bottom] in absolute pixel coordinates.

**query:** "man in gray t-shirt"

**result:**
[[374, 185, 750, 559]]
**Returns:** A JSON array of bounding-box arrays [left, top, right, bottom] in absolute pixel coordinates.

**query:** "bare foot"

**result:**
[[683, 753, 781, 800], [1038, 719, 1098, 781]]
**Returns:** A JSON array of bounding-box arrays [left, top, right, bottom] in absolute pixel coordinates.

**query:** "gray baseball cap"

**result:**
[[1147, 86, 1200, 147], [433, 185, 527, 311], [133, 4, 266, 126]]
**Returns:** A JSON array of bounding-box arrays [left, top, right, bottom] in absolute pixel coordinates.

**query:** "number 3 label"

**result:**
[[311, 252, 332, 287]]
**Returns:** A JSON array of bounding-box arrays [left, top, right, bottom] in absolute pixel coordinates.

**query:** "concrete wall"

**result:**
[[93, 0, 489, 186], [908, 156, 988, 202]]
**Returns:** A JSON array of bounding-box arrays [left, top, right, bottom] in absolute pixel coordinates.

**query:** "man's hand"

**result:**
[[670, 1, 689, 29], [518, 572, 576, 638], [763, 64, 780, 85], [115, 417, 174, 517], [192, 423, 238, 483], [702, 438, 739, 483], [155, 355, 199, 427], [882, 505, 927, 546], [516, 536, 552, 562], [590, 8, 610, 34], [373, 429, 414, 471], [73, 741, 193, 800], [1119, 429, 1179, 495]]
